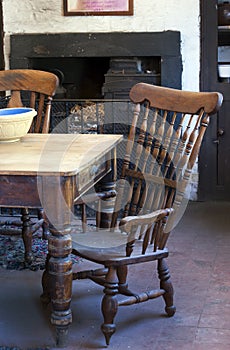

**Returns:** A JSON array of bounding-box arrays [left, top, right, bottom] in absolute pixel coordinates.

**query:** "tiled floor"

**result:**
[[0, 201, 230, 349]]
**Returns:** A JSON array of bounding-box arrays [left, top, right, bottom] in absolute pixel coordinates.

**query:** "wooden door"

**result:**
[[199, 0, 230, 200]]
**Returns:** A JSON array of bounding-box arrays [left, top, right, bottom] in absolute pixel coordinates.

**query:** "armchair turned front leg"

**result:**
[[101, 266, 119, 346]]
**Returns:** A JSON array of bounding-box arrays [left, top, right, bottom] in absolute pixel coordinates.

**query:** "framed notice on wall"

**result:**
[[63, 0, 133, 16]]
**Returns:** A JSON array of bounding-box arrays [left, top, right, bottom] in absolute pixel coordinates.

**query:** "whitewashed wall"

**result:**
[[2, 0, 200, 91]]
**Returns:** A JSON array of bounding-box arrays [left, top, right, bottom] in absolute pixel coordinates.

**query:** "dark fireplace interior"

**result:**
[[30, 56, 161, 99], [31, 57, 111, 99], [10, 32, 182, 100]]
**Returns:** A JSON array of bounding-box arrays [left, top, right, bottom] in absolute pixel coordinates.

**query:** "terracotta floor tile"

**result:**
[[159, 325, 197, 342], [194, 343, 229, 350], [155, 341, 195, 350], [195, 327, 230, 345], [199, 312, 230, 329]]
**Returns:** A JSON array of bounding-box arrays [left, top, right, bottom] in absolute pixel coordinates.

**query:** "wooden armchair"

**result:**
[[71, 83, 223, 345], [0, 69, 59, 263]]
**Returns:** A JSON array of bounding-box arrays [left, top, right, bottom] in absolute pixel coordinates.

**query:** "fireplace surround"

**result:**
[[10, 31, 182, 99], [8, 31, 182, 134]]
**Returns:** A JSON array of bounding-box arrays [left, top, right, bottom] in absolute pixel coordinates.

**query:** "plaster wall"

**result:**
[[2, 0, 200, 91]]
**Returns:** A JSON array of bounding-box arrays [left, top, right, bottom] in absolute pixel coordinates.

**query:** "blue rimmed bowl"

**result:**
[[0, 107, 37, 143]]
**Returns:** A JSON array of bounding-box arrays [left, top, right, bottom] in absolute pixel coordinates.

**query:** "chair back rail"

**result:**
[[129, 82, 223, 115], [111, 83, 223, 252], [0, 69, 59, 133]]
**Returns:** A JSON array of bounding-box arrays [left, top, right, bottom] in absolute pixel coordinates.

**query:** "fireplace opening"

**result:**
[[31, 57, 110, 99], [30, 56, 161, 100]]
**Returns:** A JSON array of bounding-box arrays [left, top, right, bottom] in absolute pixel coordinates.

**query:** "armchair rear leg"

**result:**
[[117, 265, 135, 296], [158, 258, 176, 317]]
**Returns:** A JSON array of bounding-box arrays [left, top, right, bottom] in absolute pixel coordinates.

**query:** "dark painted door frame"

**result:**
[[0, 0, 4, 71], [199, 0, 230, 200]]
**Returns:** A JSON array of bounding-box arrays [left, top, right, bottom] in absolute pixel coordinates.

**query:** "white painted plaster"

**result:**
[[2, 0, 200, 91]]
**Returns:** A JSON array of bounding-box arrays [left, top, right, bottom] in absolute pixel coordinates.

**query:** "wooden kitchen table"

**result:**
[[0, 133, 123, 346]]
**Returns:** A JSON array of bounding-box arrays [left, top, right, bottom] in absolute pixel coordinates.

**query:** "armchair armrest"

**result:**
[[119, 208, 173, 233]]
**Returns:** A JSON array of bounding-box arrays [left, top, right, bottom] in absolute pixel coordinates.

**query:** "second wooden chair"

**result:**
[[71, 82, 223, 345], [0, 69, 59, 263]]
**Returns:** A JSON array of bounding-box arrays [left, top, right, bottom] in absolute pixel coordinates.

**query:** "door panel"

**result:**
[[199, 0, 230, 200]]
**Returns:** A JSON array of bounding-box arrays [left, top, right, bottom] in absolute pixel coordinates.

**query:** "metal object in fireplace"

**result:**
[[102, 57, 161, 99]]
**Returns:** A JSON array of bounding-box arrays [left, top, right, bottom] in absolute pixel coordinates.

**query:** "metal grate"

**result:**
[[50, 98, 133, 135]]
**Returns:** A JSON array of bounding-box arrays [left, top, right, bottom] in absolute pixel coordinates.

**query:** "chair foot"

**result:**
[[158, 258, 176, 317], [101, 323, 116, 346], [165, 305, 176, 317], [101, 266, 118, 345]]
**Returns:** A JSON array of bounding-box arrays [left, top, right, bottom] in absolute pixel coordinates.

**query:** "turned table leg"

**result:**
[[41, 228, 73, 347], [39, 176, 74, 347], [48, 228, 72, 346]]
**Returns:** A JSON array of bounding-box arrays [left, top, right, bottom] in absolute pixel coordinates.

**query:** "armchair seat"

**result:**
[[72, 231, 168, 264]]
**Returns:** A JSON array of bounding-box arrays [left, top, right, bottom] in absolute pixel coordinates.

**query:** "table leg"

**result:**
[[48, 227, 72, 346], [39, 176, 74, 347]]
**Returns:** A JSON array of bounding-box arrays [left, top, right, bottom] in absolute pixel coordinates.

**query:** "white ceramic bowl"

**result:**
[[0, 107, 37, 143]]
